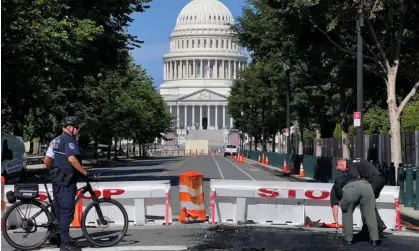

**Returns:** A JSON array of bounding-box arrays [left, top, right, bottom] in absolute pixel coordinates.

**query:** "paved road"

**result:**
[[2, 224, 419, 251], [86, 155, 288, 216], [4, 156, 419, 250]]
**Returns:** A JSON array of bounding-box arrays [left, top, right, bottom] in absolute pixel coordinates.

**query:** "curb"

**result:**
[[244, 158, 316, 182], [401, 212, 419, 227]]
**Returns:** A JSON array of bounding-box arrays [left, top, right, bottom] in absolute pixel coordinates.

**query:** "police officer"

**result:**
[[51, 116, 88, 251], [43, 133, 76, 247], [336, 159, 387, 238], [330, 175, 381, 246]]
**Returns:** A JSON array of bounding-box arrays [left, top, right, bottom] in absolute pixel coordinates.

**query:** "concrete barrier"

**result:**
[[2, 181, 172, 227], [209, 179, 400, 230]]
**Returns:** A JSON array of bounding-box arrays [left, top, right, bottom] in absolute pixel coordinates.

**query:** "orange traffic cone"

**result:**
[[265, 156, 269, 165], [299, 162, 305, 177], [283, 159, 289, 172], [71, 191, 83, 228]]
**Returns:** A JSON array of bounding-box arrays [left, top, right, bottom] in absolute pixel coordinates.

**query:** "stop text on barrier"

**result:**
[[38, 189, 125, 201], [258, 188, 330, 200]]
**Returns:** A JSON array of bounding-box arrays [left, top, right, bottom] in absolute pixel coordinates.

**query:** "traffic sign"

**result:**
[[354, 112, 361, 127]]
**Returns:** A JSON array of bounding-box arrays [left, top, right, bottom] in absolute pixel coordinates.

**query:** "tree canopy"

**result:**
[[229, 0, 419, 165], [2, 0, 171, 151]]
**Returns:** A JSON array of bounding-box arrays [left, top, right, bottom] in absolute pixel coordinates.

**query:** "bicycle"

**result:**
[[2, 173, 129, 251]]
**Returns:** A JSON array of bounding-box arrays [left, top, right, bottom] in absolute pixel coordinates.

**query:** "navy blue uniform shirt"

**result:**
[[52, 132, 81, 173]]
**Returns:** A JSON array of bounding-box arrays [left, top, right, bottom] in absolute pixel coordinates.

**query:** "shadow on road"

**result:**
[[89, 168, 167, 177], [93, 175, 211, 185]]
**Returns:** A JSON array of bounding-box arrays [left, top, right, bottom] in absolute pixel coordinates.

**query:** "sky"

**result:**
[[127, 0, 247, 89]]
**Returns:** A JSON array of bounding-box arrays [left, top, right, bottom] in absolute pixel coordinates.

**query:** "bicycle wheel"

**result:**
[[81, 198, 129, 247], [2, 200, 52, 251]]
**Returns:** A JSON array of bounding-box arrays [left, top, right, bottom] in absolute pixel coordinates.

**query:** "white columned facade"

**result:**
[[215, 105, 218, 129], [222, 106, 226, 129], [177, 105, 180, 128], [208, 106, 211, 128], [199, 105, 203, 129], [159, 0, 249, 145], [192, 105, 195, 127], [184, 105, 187, 127]]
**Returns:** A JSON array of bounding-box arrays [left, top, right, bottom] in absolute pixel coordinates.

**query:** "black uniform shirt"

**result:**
[[347, 158, 380, 181], [330, 174, 359, 207], [347, 158, 383, 194]]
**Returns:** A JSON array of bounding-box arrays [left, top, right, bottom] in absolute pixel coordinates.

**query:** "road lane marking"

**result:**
[[212, 155, 225, 179], [159, 158, 188, 176], [39, 246, 189, 251], [221, 157, 256, 181]]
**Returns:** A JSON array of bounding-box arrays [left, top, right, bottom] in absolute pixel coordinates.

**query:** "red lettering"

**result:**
[[305, 190, 330, 200], [288, 190, 296, 199], [258, 188, 279, 198], [82, 190, 101, 200], [102, 189, 124, 199]]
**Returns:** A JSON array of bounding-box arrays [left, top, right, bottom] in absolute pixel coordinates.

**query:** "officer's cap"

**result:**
[[61, 116, 78, 128]]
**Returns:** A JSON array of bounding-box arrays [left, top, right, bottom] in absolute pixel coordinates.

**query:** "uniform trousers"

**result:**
[[56, 183, 77, 243], [339, 180, 379, 242]]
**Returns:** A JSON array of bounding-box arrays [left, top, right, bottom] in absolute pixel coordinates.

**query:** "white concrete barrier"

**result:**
[[3, 181, 172, 227], [209, 179, 400, 230]]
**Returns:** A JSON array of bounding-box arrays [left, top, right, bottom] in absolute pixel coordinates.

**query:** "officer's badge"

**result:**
[[69, 143, 75, 149]]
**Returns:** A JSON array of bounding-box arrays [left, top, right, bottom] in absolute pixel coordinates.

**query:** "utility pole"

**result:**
[[283, 63, 291, 157], [356, 3, 364, 159]]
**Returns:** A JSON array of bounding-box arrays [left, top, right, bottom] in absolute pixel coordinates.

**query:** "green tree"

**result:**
[[363, 108, 390, 135], [402, 101, 419, 130], [276, 0, 419, 167]]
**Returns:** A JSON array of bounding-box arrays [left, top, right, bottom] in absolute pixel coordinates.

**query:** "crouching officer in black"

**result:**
[[336, 159, 387, 238], [51, 116, 88, 251], [330, 175, 381, 246]]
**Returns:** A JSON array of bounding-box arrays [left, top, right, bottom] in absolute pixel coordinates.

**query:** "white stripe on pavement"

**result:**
[[212, 155, 225, 179], [39, 246, 188, 251], [221, 156, 256, 181]]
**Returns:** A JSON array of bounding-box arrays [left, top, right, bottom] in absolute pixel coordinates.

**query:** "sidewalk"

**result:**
[[244, 157, 419, 228]]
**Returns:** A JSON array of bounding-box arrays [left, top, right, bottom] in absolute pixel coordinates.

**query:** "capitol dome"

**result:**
[[159, 0, 248, 134], [176, 0, 234, 27]]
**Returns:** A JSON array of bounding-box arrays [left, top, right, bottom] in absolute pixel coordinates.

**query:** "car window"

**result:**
[[226, 145, 236, 148], [1, 136, 25, 160]]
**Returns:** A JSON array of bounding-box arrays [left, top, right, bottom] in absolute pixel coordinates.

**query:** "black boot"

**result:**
[[49, 235, 77, 247], [60, 243, 81, 251], [370, 240, 382, 246]]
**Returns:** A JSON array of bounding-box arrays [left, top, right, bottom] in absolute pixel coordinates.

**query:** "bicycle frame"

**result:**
[[29, 178, 108, 227]]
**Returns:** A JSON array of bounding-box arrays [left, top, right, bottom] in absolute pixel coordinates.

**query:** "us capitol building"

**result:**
[[159, 0, 248, 147]]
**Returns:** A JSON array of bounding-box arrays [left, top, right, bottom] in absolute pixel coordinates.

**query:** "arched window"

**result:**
[[204, 39, 207, 48], [182, 40, 184, 49], [210, 39, 213, 48], [216, 40, 219, 48], [187, 40, 189, 48], [192, 40, 195, 48], [221, 40, 224, 48], [198, 39, 201, 48]]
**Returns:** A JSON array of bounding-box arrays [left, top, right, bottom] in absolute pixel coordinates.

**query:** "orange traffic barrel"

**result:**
[[71, 191, 83, 228], [178, 169, 206, 223]]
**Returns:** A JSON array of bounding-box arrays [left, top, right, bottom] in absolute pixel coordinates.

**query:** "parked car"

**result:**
[[223, 144, 238, 157], [1, 135, 27, 184]]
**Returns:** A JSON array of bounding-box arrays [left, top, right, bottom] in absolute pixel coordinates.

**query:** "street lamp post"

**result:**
[[356, 3, 364, 159], [241, 111, 244, 150]]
